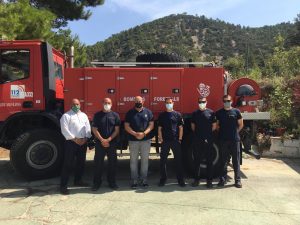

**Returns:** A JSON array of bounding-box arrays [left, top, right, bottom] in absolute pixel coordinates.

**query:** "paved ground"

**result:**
[[0, 149, 300, 225]]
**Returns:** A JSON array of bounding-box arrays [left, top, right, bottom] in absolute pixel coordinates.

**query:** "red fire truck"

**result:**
[[0, 40, 270, 179]]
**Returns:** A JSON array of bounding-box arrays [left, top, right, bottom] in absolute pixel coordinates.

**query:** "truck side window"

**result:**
[[0, 49, 30, 83], [54, 62, 63, 79]]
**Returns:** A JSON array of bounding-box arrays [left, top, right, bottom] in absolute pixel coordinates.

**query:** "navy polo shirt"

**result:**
[[216, 108, 242, 141], [158, 111, 183, 141], [125, 107, 154, 141], [92, 111, 121, 140], [191, 109, 216, 141]]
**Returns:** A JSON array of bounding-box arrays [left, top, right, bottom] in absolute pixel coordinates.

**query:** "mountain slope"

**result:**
[[87, 14, 295, 64]]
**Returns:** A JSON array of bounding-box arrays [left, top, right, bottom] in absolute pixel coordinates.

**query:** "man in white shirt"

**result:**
[[60, 98, 92, 195]]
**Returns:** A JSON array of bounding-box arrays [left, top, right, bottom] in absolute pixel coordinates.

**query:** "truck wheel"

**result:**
[[10, 129, 64, 180], [183, 140, 221, 178]]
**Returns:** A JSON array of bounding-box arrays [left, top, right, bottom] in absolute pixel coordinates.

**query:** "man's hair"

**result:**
[[165, 97, 173, 102], [198, 97, 207, 101], [223, 94, 232, 100]]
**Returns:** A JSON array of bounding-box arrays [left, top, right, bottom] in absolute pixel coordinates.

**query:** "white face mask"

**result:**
[[166, 103, 173, 111], [199, 103, 207, 110], [103, 104, 112, 111]]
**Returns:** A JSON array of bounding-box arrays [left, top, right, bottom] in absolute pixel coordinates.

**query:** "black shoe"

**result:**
[[235, 180, 242, 188], [217, 180, 227, 187], [178, 180, 186, 187], [206, 181, 213, 189], [109, 183, 119, 190], [191, 179, 200, 187], [158, 179, 166, 187], [131, 183, 138, 189], [74, 180, 89, 187], [60, 187, 69, 195], [141, 182, 149, 188], [91, 184, 100, 191]]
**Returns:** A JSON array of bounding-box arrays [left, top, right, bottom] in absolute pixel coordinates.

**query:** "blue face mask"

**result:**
[[224, 102, 231, 108], [166, 103, 173, 110]]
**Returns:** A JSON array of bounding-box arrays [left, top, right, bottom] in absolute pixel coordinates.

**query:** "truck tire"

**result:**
[[181, 119, 221, 178], [10, 129, 64, 180], [185, 141, 221, 178], [136, 53, 185, 67]]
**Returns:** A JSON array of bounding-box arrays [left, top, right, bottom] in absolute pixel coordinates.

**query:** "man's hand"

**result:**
[[100, 137, 111, 148], [135, 132, 145, 140], [73, 138, 87, 146]]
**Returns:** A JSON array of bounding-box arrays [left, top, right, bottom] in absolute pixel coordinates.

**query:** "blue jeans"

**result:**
[[129, 140, 151, 184]]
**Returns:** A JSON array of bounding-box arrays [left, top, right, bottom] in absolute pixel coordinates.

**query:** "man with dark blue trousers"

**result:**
[[158, 97, 186, 187], [191, 96, 217, 188], [216, 95, 244, 188], [92, 98, 121, 191]]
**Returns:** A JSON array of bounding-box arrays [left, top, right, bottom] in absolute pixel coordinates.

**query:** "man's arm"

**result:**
[[110, 126, 120, 141], [60, 114, 75, 140], [237, 118, 244, 132], [92, 127, 104, 142], [144, 121, 154, 136], [178, 125, 183, 142], [158, 126, 163, 142], [191, 122, 196, 132], [212, 122, 217, 131], [125, 122, 137, 137]]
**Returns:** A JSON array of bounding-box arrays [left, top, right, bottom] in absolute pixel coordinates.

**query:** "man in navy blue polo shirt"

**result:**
[[216, 94, 244, 188], [92, 98, 121, 191], [125, 96, 154, 189], [158, 97, 186, 187], [191, 96, 217, 188]]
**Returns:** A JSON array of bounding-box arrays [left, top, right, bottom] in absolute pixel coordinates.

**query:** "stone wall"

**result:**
[[263, 137, 300, 158]]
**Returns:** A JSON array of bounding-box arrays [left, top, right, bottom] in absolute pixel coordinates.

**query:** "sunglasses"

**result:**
[[223, 100, 231, 103], [198, 101, 207, 103]]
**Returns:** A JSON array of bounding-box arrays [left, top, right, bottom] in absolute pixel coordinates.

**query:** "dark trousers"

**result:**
[[60, 140, 87, 188], [193, 139, 213, 181], [160, 140, 184, 182], [93, 141, 117, 186], [219, 140, 241, 182]]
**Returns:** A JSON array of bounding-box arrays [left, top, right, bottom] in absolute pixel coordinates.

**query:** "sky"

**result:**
[[68, 0, 300, 45]]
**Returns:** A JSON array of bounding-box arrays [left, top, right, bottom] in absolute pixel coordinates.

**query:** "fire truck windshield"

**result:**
[[0, 49, 30, 84]]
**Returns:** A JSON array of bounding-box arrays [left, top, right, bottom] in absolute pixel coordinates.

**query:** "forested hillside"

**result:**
[[87, 14, 295, 66]]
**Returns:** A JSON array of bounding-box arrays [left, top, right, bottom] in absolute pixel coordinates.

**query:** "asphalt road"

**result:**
[[0, 150, 300, 225]]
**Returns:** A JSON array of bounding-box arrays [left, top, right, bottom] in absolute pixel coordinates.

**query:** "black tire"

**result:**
[[181, 119, 221, 178], [136, 53, 185, 67], [185, 140, 221, 178], [10, 129, 64, 180]]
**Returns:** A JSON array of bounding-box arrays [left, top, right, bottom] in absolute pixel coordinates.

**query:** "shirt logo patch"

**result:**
[[145, 114, 148, 118]]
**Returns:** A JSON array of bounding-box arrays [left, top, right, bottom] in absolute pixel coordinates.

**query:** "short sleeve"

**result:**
[[236, 109, 242, 120], [158, 113, 163, 127], [125, 110, 131, 123], [148, 109, 154, 121], [92, 113, 98, 128], [115, 113, 121, 126], [215, 110, 220, 121], [191, 111, 196, 123], [177, 112, 184, 126], [211, 111, 217, 123]]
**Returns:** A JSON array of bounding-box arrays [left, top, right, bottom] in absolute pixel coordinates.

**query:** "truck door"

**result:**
[[151, 69, 181, 112], [84, 69, 117, 119], [118, 70, 150, 114], [0, 47, 35, 122]]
